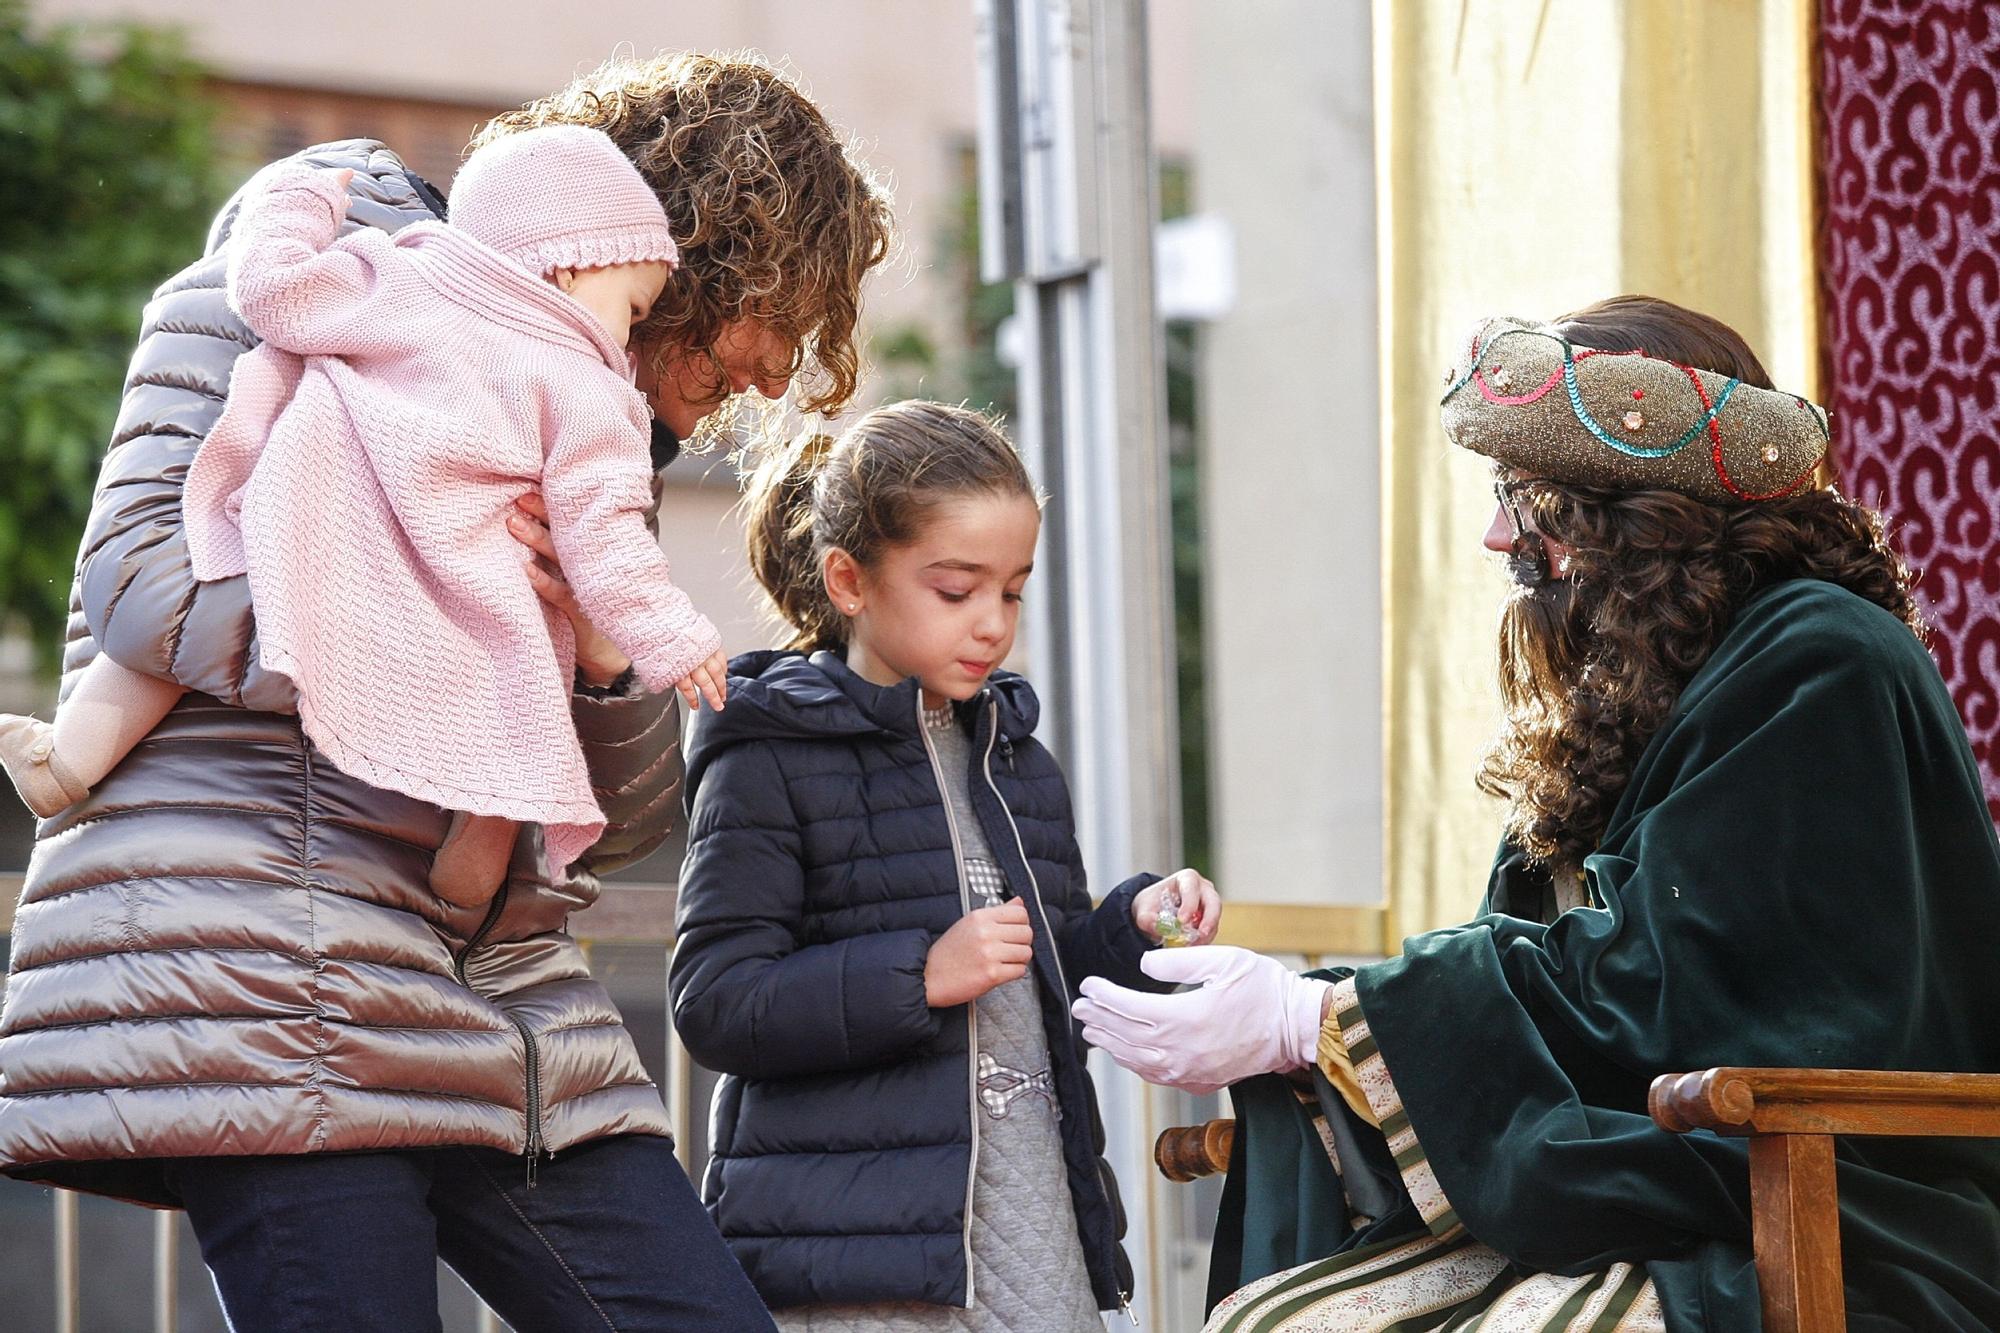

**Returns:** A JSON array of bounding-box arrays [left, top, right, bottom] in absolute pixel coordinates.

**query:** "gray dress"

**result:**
[[774, 703, 1103, 1333]]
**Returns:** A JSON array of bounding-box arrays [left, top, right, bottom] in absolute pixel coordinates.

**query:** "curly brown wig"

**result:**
[[1477, 297, 1925, 873], [472, 52, 894, 417]]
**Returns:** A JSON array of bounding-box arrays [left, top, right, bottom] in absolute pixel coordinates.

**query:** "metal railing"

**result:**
[[21, 884, 1382, 1331]]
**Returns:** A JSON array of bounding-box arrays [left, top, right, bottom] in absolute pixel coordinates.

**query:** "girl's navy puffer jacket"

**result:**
[[670, 648, 1162, 1312]]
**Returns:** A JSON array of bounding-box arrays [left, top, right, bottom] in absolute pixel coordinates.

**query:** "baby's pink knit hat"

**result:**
[[449, 125, 678, 277]]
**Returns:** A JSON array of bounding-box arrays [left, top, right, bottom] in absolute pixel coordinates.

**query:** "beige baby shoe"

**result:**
[[0, 715, 90, 818]]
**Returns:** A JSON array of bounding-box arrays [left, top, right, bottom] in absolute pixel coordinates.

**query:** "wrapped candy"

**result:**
[[1154, 882, 1195, 947]]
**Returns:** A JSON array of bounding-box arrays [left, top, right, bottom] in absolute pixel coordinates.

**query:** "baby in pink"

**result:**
[[0, 125, 725, 907]]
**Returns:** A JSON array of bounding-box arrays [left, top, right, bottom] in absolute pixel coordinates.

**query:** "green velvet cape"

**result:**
[[1219, 580, 2000, 1330]]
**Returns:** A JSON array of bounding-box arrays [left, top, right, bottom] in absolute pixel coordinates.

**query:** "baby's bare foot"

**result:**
[[431, 811, 518, 909]]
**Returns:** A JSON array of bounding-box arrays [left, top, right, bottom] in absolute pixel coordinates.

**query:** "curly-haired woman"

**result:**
[[0, 52, 890, 1332], [1075, 297, 2000, 1330]]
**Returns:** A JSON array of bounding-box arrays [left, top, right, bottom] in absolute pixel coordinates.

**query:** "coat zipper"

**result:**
[[517, 1016, 546, 1186], [916, 697, 980, 1310], [978, 703, 1074, 1028], [979, 700, 1134, 1313], [451, 882, 548, 1185]]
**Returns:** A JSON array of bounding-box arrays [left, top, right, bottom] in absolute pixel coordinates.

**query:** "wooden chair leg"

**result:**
[[1749, 1134, 1846, 1333]]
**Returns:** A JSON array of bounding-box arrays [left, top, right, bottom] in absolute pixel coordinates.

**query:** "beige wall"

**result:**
[[1191, 0, 1382, 910], [36, 0, 1194, 372]]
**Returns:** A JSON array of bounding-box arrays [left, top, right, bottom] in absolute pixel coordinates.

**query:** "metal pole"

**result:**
[[1081, 11, 1180, 1325], [666, 964, 695, 1173], [53, 1189, 80, 1333], [976, 0, 1179, 1322], [976, 0, 1177, 860], [153, 1209, 180, 1333], [668, 1000, 692, 1168]]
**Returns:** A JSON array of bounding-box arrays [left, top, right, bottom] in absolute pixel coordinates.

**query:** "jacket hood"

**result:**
[[684, 649, 1042, 798]]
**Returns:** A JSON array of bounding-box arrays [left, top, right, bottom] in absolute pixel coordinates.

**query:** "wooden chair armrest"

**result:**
[[1155, 1118, 1235, 1182], [1650, 1067, 2000, 1138]]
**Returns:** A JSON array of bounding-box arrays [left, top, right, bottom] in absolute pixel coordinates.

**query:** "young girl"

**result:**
[[669, 400, 1222, 1329], [0, 124, 726, 906]]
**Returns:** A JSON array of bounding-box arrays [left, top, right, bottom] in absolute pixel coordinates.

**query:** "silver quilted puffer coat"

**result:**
[[0, 141, 678, 1205]]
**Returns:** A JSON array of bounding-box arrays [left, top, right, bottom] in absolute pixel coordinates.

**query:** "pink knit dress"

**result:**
[[184, 166, 719, 872]]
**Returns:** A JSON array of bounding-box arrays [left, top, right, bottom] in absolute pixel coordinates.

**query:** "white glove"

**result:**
[[1070, 945, 1331, 1095]]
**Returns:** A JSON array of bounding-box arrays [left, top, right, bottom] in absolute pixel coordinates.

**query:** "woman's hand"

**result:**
[[1071, 946, 1330, 1094], [925, 899, 1034, 1008], [1132, 867, 1221, 946], [508, 494, 633, 688]]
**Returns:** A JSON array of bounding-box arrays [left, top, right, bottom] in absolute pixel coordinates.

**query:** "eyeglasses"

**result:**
[[1494, 477, 1541, 543], [1494, 477, 1551, 584]]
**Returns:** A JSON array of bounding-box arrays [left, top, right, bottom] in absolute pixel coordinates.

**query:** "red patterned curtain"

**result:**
[[1818, 1, 2000, 817]]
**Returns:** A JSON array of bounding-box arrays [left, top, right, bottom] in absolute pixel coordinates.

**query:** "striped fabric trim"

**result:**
[[1205, 1230, 1509, 1333], [1445, 1264, 1663, 1332], [1329, 977, 1459, 1239], [1207, 982, 1668, 1331], [1201, 1231, 1664, 1333]]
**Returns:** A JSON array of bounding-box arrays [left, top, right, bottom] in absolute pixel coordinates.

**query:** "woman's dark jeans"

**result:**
[[165, 1133, 775, 1332]]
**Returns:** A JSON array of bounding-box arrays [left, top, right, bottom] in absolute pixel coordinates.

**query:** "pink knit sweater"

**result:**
[[184, 165, 720, 872]]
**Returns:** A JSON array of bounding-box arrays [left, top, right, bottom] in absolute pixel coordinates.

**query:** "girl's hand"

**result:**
[[924, 899, 1033, 1007], [328, 168, 356, 192], [677, 651, 728, 713], [1133, 868, 1220, 947], [509, 493, 633, 688]]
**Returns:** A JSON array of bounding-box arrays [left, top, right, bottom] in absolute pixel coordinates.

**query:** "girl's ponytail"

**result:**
[[744, 431, 842, 652]]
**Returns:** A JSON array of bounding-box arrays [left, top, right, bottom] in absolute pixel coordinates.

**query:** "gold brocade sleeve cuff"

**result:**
[[1316, 1002, 1380, 1128], [1327, 976, 1464, 1239]]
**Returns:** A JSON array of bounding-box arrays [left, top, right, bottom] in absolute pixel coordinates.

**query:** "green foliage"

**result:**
[[0, 2, 218, 669], [941, 156, 1018, 423], [1155, 158, 1210, 876], [1163, 322, 1209, 878], [867, 319, 941, 403], [876, 323, 938, 367]]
